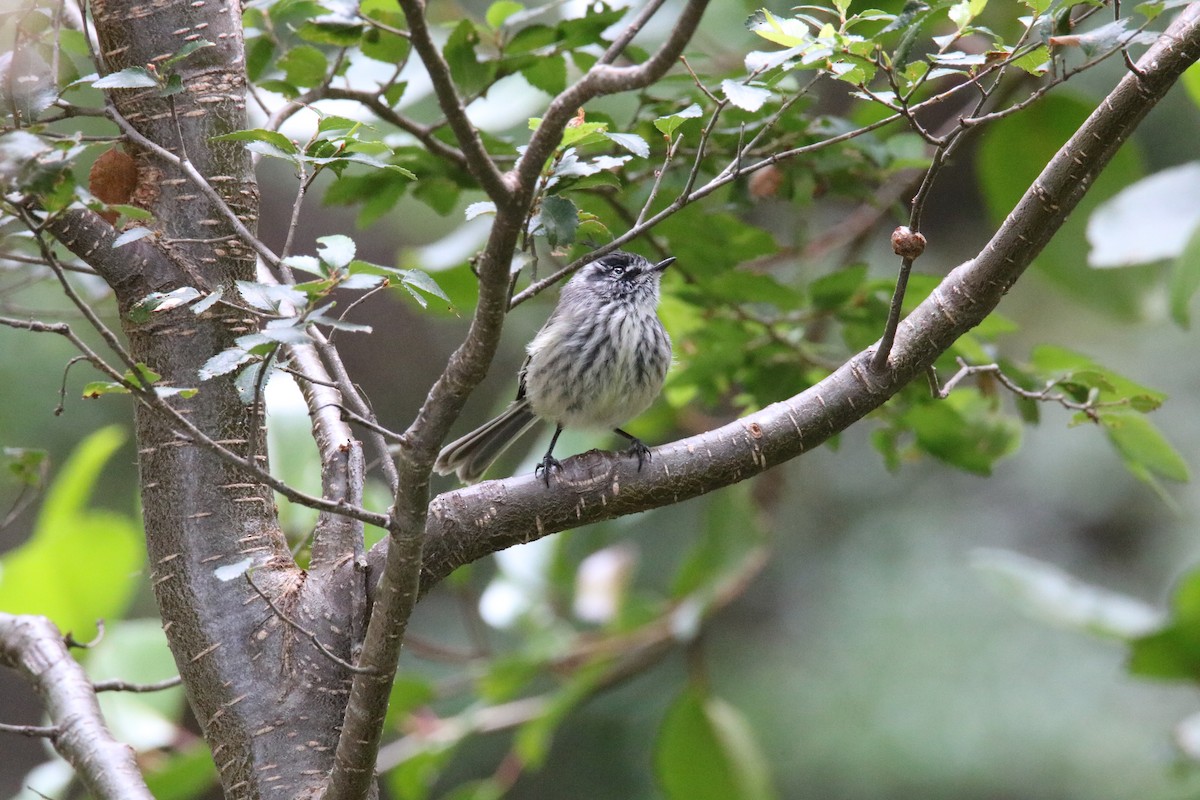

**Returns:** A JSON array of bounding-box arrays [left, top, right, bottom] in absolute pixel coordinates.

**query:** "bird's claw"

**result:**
[[535, 454, 562, 486], [626, 439, 651, 471]]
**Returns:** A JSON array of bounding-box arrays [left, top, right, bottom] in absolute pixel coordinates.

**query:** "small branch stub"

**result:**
[[891, 226, 927, 259]]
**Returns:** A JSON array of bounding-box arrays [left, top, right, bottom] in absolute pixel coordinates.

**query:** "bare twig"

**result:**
[[93, 676, 183, 693], [395, 0, 511, 202], [245, 573, 380, 675], [0, 613, 153, 800], [0, 722, 59, 738]]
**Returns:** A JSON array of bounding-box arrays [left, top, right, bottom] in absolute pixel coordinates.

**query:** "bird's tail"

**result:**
[[434, 399, 539, 483]]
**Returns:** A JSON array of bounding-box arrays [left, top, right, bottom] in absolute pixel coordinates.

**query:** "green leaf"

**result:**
[[199, 347, 254, 380], [278, 45, 328, 88], [603, 132, 649, 158], [211, 128, 300, 156], [721, 80, 771, 112], [316, 234, 356, 270], [745, 9, 810, 47], [128, 286, 202, 322], [93, 67, 159, 89], [902, 391, 1021, 475], [298, 19, 363, 46], [1169, 222, 1200, 328], [1101, 410, 1190, 484], [808, 264, 868, 309], [1182, 61, 1200, 109], [539, 195, 578, 248], [656, 686, 777, 800], [4, 448, 47, 487], [162, 39, 215, 68], [360, 9, 410, 64], [235, 280, 307, 312], [486, 0, 524, 29], [246, 36, 275, 82], [444, 19, 494, 96], [143, 744, 218, 800], [520, 53, 566, 95], [654, 104, 703, 137], [0, 427, 141, 640], [1011, 44, 1051, 75], [1129, 567, 1200, 681]]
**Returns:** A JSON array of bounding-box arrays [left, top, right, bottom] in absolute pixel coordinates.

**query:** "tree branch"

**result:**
[[415, 2, 1200, 590], [395, 0, 511, 202], [0, 613, 153, 800]]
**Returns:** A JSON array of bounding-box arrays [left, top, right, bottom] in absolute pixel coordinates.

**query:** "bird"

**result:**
[[434, 250, 675, 484]]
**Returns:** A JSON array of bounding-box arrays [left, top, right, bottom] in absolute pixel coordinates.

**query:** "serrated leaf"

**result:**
[[520, 53, 566, 95], [233, 360, 273, 403], [235, 280, 306, 312], [444, 19, 494, 96], [1012, 44, 1051, 75], [465, 201, 497, 220], [283, 255, 324, 277], [721, 80, 771, 112], [316, 234, 356, 270], [93, 67, 159, 89], [486, 0, 524, 28], [298, 18, 363, 46], [211, 128, 299, 156], [107, 204, 154, 221], [745, 9, 809, 47], [163, 39, 215, 68], [190, 288, 224, 315], [198, 347, 253, 380], [159, 74, 185, 97], [112, 227, 155, 248], [129, 287, 201, 322], [539, 195, 578, 248], [278, 45, 328, 88], [1102, 411, 1190, 484], [603, 132, 649, 158], [654, 104, 704, 137], [400, 269, 451, 304]]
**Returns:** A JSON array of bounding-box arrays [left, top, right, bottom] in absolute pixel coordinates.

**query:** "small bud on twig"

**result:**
[[891, 226, 927, 259]]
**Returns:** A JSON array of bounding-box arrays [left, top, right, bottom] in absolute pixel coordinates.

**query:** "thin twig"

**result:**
[[0, 722, 59, 738], [245, 573, 381, 675], [93, 676, 183, 693]]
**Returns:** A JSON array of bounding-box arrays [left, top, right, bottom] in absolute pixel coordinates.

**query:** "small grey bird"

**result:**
[[435, 250, 675, 484]]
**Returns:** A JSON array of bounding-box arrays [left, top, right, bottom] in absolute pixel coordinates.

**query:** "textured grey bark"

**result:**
[[75, 2, 366, 797]]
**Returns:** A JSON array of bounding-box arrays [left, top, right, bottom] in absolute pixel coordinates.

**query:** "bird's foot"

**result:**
[[625, 438, 652, 471], [535, 454, 562, 486]]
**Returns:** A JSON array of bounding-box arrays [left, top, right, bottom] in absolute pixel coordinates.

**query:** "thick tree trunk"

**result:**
[[86, 2, 365, 796]]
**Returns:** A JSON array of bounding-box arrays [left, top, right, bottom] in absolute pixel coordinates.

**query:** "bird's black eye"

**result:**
[[610, 264, 625, 276]]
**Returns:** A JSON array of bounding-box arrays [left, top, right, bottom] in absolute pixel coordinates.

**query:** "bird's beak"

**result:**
[[652, 256, 676, 273]]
